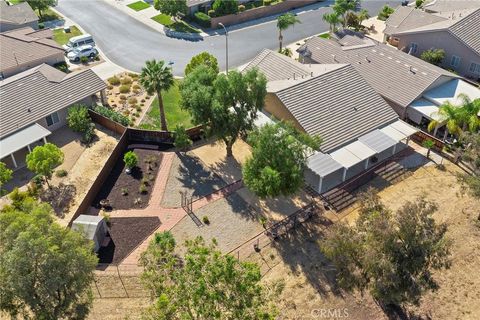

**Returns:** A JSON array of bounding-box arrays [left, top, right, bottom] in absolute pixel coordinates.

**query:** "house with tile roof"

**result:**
[[297, 31, 480, 139], [0, 0, 38, 32], [243, 49, 418, 193], [0, 64, 107, 170], [0, 27, 64, 79], [390, 7, 480, 80]]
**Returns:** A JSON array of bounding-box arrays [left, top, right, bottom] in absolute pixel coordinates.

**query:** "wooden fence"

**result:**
[[411, 130, 445, 152], [88, 110, 127, 135]]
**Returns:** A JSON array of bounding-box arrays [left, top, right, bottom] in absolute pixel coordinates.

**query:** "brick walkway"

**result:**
[[108, 152, 244, 266]]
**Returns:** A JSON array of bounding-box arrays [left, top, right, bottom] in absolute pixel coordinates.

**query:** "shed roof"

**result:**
[[298, 36, 458, 108], [0, 64, 106, 138]]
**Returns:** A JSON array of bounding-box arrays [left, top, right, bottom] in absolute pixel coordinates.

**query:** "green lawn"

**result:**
[[139, 81, 193, 130], [151, 14, 200, 33], [7, 0, 22, 4], [52, 26, 82, 45], [318, 33, 331, 39], [38, 8, 61, 22], [127, 1, 151, 11]]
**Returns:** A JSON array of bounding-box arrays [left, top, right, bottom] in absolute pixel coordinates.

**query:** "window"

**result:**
[[450, 55, 461, 67], [410, 43, 418, 54], [45, 112, 60, 126], [469, 62, 480, 75]]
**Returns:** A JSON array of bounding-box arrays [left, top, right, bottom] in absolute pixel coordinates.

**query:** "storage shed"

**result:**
[[71, 215, 108, 252]]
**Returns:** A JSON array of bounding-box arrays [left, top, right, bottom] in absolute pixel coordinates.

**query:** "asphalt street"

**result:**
[[56, 0, 401, 75]]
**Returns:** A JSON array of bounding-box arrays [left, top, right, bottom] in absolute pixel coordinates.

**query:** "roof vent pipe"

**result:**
[[293, 73, 296, 80], [311, 71, 313, 77], [365, 56, 370, 63], [332, 54, 337, 62]]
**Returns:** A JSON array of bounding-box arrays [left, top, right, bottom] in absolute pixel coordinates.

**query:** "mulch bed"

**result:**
[[93, 148, 163, 210], [97, 216, 161, 265]]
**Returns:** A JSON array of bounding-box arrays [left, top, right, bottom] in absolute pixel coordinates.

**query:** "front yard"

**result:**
[[151, 14, 200, 33], [52, 26, 82, 45], [127, 1, 151, 11]]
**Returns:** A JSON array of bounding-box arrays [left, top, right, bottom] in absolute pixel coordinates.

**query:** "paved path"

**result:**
[[109, 152, 244, 265], [56, 0, 402, 75]]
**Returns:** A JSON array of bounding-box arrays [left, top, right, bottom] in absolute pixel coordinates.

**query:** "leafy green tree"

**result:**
[[25, 0, 56, 19], [357, 8, 370, 24], [212, 0, 238, 16], [280, 47, 293, 57], [141, 231, 279, 319], [184, 51, 219, 75], [322, 12, 341, 33], [153, 0, 187, 17], [456, 132, 480, 198], [243, 122, 321, 198], [378, 5, 395, 21], [420, 48, 445, 66], [139, 60, 175, 131], [0, 162, 13, 196], [67, 104, 95, 143], [26, 143, 64, 188], [321, 189, 451, 308], [332, 0, 356, 27], [415, 0, 424, 8], [422, 139, 435, 158], [0, 200, 97, 320], [181, 65, 267, 157], [123, 150, 138, 169], [277, 13, 300, 52], [173, 125, 193, 151]]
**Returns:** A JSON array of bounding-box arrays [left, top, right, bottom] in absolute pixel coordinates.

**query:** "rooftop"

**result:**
[[0, 27, 63, 74], [0, 1, 38, 25], [0, 64, 106, 138], [384, 6, 447, 35], [298, 36, 459, 107]]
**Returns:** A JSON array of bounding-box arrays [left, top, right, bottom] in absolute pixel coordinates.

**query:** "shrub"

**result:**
[[238, 4, 245, 12], [194, 12, 211, 28], [80, 56, 89, 64], [123, 151, 138, 169], [103, 213, 111, 226], [67, 104, 95, 143], [263, 0, 272, 5], [135, 112, 140, 117], [141, 177, 150, 186], [53, 62, 69, 73], [208, 9, 216, 17], [141, 98, 146, 103], [119, 84, 131, 94], [121, 77, 132, 85], [134, 197, 142, 205], [94, 55, 100, 61], [133, 84, 141, 90], [55, 169, 68, 178], [173, 125, 193, 151], [93, 105, 130, 126], [136, 106, 142, 112], [124, 110, 131, 116], [119, 95, 127, 100], [107, 85, 113, 90], [108, 76, 121, 86], [121, 187, 128, 196], [212, 0, 238, 15], [31, 175, 45, 188], [202, 216, 210, 225], [128, 97, 138, 105], [38, 22, 45, 29], [139, 184, 148, 194]]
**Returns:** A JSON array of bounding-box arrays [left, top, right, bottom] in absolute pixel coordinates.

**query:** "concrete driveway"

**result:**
[[56, 0, 401, 75]]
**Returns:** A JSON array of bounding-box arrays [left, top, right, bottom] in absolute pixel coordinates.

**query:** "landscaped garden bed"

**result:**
[[98, 216, 160, 264], [93, 148, 164, 210], [106, 72, 154, 126], [151, 14, 200, 33], [161, 152, 227, 208]]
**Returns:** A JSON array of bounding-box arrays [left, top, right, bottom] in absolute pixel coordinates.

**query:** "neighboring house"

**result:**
[[383, 6, 447, 45], [243, 49, 418, 194], [424, 0, 480, 13], [0, 0, 38, 32], [0, 64, 107, 170], [0, 27, 64, 79], [297, 31, 479, 138], [187, 0, 212, 14], [391, 8, 480, 80]]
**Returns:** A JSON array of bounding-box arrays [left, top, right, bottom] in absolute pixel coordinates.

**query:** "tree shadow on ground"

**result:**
[[271, 215, 342, 297], [223, 191, 259, 222], [39, 183, 76, 218], [380, 303, 433, 320]]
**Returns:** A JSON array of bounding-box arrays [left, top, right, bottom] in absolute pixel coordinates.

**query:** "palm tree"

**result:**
[[357, 8, 370, 25], [457, 94, 480, 132], [277, 13, 301, 52], [322, 12, 341, 33], [428, 101, 463, 140], [139, 60, 174, 132], [332, 0, 356, 27]]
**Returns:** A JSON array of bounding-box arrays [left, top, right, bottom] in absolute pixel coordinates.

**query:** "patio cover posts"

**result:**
[[330, 141, 376, 181], [0, 124, 51, 169], [307, 152, 343, 192]]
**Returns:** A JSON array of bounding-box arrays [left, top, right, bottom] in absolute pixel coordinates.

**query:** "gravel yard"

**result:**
[[161, 152, 226, 208], [170, 192, 264, 254]]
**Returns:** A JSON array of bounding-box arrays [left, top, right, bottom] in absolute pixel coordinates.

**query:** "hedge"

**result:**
[[194, 12, 211, 28], [93, 105, 130, 127]]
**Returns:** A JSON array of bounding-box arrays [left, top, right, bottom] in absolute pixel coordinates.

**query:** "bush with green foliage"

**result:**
[[108, 76, 121, 86], [119, 84, 131, 94], [26, 143, 64, 188], [55, 169, 68, 178], [194, 11, 211, 28], [173, 125, 193, 151], [420, 48, 445, 66], [121, 77, 132, 85], [263, 0, 272, 5], [80, 56, 89, 64], [0, 198, 97, 320], [0, 162, 13, 195], [184, 51, 219, 75], [93, 105, 130, 126], [153, 0, 187, 16], [202, 216, 210, 224], [238, 4, 245, 12], [124, 151, 138, 169], [378, 5, 394, 21], [212, 0, 238, 16], [67, 104, 96, 143], [53, 61, 69, 73], [415, 0, 424, 8], [208, 9, 216, 17]]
